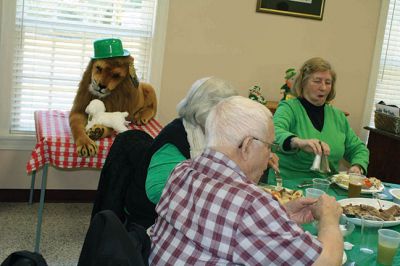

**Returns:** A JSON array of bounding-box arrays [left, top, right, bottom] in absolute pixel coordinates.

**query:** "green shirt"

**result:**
[[145, 143, 186, 204], [268, 98, 369, 187]]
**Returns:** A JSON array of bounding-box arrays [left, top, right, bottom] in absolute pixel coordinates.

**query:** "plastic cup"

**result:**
[[348, 174, 364, 198], [377, 229, 400, 265], [339, 215, 355, 238], [312, 178, 330, 192], [305, 188, 325, 198], [360, 215, 384, 254]]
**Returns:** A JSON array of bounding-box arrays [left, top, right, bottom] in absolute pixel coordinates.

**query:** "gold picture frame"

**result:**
[[256, 0, 326, 20]]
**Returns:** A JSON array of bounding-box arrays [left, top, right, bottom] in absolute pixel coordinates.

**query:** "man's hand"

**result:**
[[268, 153, 279, 172], [284, 197, 317, 224], [311, 194, 342, 223]]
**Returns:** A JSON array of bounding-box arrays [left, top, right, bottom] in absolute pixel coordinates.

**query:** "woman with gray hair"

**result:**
[[145, 77, 238, 204]]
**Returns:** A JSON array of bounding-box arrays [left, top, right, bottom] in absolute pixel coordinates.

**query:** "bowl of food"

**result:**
[[389, 188, 400, 204]]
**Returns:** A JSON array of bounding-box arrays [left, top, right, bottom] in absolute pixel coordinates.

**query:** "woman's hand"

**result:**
[[291, 137, 330, 156], [284, 197, 317, 224], [268, 153, 279, 172], [348, 165, 363, 175]]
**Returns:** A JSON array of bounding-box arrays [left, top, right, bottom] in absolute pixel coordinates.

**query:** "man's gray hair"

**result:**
[[205, 96, 273, 148], [177, 77, 238, 127]]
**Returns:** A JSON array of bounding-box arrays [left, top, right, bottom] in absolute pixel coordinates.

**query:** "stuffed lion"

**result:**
[[70, 38, 157, 157]]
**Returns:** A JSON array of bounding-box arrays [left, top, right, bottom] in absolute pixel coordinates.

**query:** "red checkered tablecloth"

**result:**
[[26, 110, 163, 174]]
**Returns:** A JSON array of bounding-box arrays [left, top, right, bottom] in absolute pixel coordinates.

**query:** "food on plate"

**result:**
[[332, 174, 382, 190], [261, 187, 303, 204], [342, 203, 400, 221]]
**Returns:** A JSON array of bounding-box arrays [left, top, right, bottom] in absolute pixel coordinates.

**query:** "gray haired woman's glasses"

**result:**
[[238, 137, 280, 153]]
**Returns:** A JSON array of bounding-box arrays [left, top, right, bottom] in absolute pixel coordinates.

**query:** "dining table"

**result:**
[[265, 176, 400, 266]]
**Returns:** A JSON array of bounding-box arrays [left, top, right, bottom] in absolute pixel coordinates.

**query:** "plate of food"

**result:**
[[338, 198, 400, 227], [258, 185, 303, 204], [330, 173, 384, 194]]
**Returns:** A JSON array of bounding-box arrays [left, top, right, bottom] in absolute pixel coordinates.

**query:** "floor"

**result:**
[[0, 202, 92, 266]]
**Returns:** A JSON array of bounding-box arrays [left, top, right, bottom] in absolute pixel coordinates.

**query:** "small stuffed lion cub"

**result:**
[[85, 99, 130, 137]]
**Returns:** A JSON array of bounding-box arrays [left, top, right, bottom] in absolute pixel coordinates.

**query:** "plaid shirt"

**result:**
[[149, 149, 322, 266]]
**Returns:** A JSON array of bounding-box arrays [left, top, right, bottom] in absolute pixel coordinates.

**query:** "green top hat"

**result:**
[[92, 38, 130, 59]]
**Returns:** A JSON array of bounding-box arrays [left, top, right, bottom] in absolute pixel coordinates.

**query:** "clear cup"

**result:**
[[377, 229, 400, 265], [348, 174, 364, 198], [339, 215, 355, 238], [312, 178, 331, 192], [360, 215, 384, 254], [305, 187, 325, 198]]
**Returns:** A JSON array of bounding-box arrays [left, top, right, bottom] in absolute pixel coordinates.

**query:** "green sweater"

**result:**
[[268, 98, 369, 188], [145, 143, 186, 204]]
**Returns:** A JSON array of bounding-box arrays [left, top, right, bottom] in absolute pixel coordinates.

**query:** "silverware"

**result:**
[[297, 183, 313, 188], [373, 192, 384, 211], [310, 140, 331, 174], [320, 141, 331, 174], [275, 170, 283, 190]]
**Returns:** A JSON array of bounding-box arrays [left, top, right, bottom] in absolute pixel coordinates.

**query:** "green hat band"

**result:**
[[92, 38, 130, 59]]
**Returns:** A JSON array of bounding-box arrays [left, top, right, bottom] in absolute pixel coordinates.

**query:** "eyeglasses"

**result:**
[[238, 137, 280, 153]]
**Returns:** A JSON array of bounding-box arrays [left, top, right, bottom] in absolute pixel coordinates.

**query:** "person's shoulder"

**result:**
[[326, 104, 347, 119], [275, 98, 300, 115], [155, 118, 186, 139], [163, 118, 184, 131], [278, 98, 300, 108], [236, 182, 278, 206]]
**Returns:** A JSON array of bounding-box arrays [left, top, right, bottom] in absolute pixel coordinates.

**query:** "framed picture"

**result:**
[[256, 0, 326, 20]]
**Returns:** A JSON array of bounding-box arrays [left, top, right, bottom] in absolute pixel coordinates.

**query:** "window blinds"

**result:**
[[11, 0, 157, 133], [371, 0, 400, 124]]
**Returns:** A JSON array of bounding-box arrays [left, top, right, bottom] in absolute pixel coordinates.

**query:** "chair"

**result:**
[[78, 210, 150, 266]]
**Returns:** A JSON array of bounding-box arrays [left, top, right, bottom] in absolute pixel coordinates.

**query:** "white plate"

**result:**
[[258, 185, 303, 204], [331, 174, 384, 194], [338, 198, 400, 227], [342, 251, 347, 265]]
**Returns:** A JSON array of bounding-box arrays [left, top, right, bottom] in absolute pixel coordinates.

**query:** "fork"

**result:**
[[275, 170, 283, 190]]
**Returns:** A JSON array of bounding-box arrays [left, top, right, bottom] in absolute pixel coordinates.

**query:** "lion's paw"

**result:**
[[133, 113, 150, 125], [87, 125, 107, 140], [76, 138, 98, 157]]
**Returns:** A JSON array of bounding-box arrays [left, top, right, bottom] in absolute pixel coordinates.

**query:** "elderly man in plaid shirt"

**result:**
[[149, 96, 343, 265]]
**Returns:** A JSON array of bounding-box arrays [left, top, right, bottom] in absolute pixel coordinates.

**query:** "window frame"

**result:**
[[0, 0, 169, 150], [360, 0, 391, 142]]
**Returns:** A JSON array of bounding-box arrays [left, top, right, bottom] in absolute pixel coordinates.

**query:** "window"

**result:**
[[369, 0, 400, 126], [1, 0, 159, 136]]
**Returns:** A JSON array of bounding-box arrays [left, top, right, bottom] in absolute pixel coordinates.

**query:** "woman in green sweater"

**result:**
[[268, 57, 369, 188]]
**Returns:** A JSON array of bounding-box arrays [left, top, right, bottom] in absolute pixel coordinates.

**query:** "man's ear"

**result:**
[[239, 137, 252, 161]]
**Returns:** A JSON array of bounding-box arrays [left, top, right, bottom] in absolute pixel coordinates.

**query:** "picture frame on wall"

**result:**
[[256, 0, 326, 20]]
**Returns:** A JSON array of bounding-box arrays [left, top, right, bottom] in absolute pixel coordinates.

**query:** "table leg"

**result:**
[[29, 170, 36, 204], [34, 163, 48, 253]]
